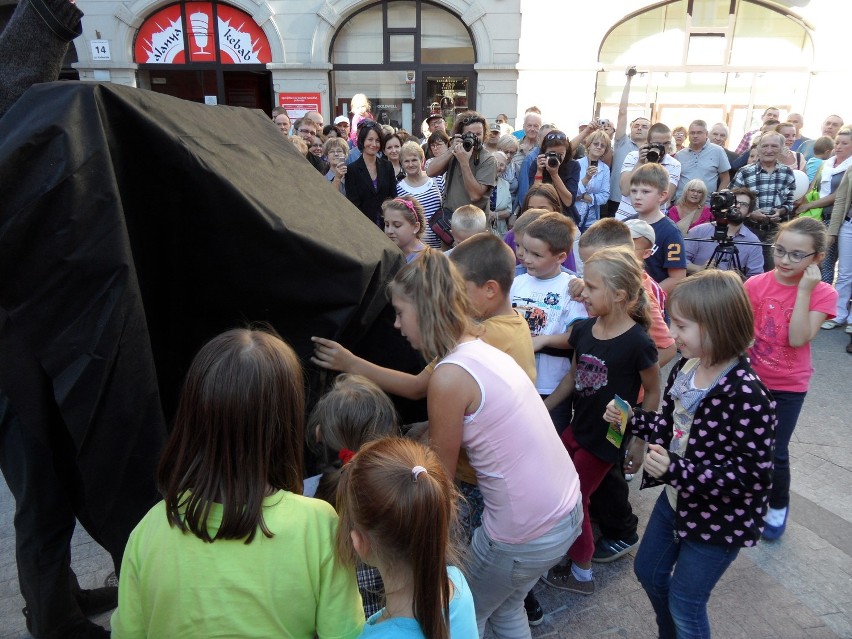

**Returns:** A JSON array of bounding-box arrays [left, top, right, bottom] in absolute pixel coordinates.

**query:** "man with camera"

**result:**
[[731, 132, 796, 270], [427, 110, 497, 212], [684, 187, 764, 278], [616, 122, 682, 220]]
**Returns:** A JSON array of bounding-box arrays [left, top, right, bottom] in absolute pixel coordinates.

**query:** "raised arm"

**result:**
[[614, 66, 637, 143]]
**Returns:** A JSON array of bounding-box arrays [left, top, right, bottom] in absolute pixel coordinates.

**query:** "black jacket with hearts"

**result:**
[[629, 356, 776, 548]]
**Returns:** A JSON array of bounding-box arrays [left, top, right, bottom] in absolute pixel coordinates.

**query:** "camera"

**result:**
[[709, 190, 739, 241], [599, 119, 610, 128], [645, 143, 666, 163], [709, 190, 736, 215], [545, 152, 561, 168], [460, 132, 481, 152]]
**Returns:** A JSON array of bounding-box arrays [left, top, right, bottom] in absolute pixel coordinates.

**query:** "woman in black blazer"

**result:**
[[346, 120, 396, 227]]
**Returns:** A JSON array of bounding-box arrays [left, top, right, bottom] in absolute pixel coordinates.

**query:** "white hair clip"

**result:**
[[411, 465, 428, 482]]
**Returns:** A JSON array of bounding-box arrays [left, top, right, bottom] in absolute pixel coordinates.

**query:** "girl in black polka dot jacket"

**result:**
[[604, 270, 776, 639]]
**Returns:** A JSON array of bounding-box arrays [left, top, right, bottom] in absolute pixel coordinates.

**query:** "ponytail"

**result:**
[[388, 249, 476, 361], [335, 438, 459, 639]]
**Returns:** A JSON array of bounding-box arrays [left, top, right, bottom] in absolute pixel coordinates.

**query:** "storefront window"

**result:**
[[332, 8, 383, 65], [331, 1, 476, 135], [595, 0, 813, 134], [421, 4, 474, 64]]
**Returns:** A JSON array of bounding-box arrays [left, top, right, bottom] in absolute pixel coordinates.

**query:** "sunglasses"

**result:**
[[459, 116, 485, 127], [543, 132, 568, 143]]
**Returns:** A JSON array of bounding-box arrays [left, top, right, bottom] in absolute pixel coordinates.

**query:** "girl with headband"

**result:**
[[382, 195, 427, 262]]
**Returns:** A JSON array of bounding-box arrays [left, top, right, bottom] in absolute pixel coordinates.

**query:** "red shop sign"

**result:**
[[135, 2, 271, 64]]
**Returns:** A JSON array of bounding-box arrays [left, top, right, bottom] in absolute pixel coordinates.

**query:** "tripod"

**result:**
[[690, 232, 769, 279]]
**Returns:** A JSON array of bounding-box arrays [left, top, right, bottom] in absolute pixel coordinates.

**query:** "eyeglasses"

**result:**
[[328, 149, 346, 157], [298, 128, 315, 135], [309, 143, 323, 149], [735, 201, 751, 209], [687, 188, 705, 194], [772, 245, 816, 263]]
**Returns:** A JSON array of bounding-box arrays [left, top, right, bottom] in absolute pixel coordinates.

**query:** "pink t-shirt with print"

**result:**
[[745, 271, 837, 392]]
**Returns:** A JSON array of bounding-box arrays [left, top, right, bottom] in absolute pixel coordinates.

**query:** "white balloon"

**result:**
[[792, 170, 809, 201]]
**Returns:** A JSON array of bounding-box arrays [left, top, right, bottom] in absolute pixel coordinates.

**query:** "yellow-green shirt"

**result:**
[[111, 491, 364, 638]]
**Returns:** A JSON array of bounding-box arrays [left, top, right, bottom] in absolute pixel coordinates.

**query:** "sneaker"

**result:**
[[524, 592, 544, 626], [821, 319, 844, 330], [845, 323, 852, 334], [762, 508, 789, 541], [541, 565, 595, 594], [592, 534, 640, 563]]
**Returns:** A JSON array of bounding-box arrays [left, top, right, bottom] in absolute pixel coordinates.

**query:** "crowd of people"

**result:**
[[208, 66, 851, 639], [2, 0, 849, 632]]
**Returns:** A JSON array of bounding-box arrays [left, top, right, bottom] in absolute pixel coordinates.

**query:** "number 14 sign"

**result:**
[[90, 40, 111, 61]]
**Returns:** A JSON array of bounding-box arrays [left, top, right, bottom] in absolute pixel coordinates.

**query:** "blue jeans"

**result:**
[[466, 501, 582, 638], [767, 390, 806, 510], [634, 493, 739, 639]]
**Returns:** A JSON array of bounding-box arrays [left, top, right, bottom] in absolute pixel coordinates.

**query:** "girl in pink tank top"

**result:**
[[388, 249, 583, 637]]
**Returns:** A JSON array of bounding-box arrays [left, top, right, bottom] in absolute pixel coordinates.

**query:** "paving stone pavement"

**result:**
[[1, 329, 850, 638]]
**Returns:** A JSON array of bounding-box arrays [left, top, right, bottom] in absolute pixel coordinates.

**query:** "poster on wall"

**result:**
[[134, 2, 271, 64], [278, 93, 322, 118]]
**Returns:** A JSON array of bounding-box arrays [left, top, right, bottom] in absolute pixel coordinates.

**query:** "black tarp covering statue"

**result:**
[[0, 19, 421, 636]]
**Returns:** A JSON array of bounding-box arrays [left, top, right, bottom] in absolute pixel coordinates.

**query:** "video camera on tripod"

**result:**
[[691, 189, 768, 277]]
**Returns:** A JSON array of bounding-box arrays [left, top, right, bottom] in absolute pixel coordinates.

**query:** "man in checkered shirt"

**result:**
[[731, 131, 796, 270]]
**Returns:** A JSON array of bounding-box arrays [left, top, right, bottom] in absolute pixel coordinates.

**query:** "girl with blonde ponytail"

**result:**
[[335, 437, 475, 639], [541, 246, 660, 594], [389, 250, 584, 636]]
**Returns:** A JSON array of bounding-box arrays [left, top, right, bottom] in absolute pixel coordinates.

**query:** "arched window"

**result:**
[[331, 1, 476, 135], [135, 2, 272, 111], [595, 0, 814, 135]]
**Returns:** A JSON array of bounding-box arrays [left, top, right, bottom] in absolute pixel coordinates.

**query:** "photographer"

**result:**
[[684, 188, 764, 278], [427, 110, 497, 212], [529, 129, 581, 224], [616, 123, 682, 220]]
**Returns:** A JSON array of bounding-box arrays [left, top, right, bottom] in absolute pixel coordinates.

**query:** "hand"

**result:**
[[584, 165, 598, 181], [626, 66, 637, 77], [637, 146, 650, 165], [767, 208, 784, 222], [452, 136, 473, 162], [750, 209, 769, 223], [798, 263, 821, 293], [568, 277, 585, 300], [603, 399, 633, 426], [333, 161, 347, 179], [536, 154, 548, 174], [795, 201, 811, 215], [829, 235, 837, 247], [624, 437, 645, 474], [644, 443, 671, 479], [310, 337, 355, 372], [488, 210, 497, 223]]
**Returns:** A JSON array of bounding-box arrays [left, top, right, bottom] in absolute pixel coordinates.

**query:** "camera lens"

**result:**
[[646, 148, 660, 163], [548, 156, 559, 168]]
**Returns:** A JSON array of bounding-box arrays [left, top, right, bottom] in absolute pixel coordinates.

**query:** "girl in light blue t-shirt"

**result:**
[[336, 437, 478, 639]]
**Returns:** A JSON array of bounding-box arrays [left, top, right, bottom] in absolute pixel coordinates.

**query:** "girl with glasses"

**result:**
[[743, 217, 839, 540]]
